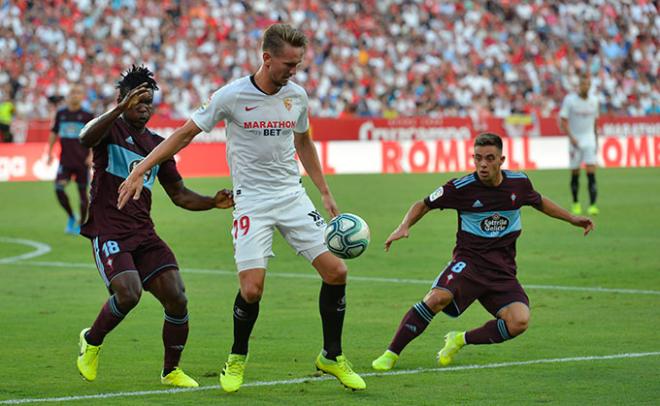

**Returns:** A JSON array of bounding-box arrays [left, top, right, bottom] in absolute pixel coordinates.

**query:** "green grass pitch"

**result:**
[[1, 168, 659, 404]]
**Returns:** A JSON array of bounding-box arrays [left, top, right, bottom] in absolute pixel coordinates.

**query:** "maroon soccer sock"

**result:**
[[162, 312, 189, 374], [465, 319, 511, 344], [55, 188, 74, 218], [319, 282, 346, 360], [86, 295, 126, 346], [388, 302, 435, 354]]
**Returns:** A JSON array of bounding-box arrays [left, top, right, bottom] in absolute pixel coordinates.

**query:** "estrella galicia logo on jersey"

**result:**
[[480, 213, 509, 233], [429, 186, 444, 202], [307, 210, 325, 227], [129, 159, 152, 182]]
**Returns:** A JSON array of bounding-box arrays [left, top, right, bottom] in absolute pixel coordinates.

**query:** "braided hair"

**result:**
[[116, 65, 159, 103]]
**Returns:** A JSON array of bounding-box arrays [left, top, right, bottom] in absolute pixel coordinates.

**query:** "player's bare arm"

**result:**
[[79, 83, 151, 148], [384, 200, 431, 252], [161, 181, 234, 211], [536, 196, 594, 235], [117, 119, 202, 209], [560, 117, 578, 147], [47, 130, 58, 165], [294, 130, 339, 217]]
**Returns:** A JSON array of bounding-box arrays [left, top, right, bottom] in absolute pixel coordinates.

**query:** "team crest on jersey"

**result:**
[[283, 97, 293, 111], [129, 159, 152, 182], [511, 193, 517, 204]]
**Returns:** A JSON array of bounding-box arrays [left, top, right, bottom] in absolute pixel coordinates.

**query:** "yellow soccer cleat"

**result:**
[[371, 350, 399, 371], [587, 205, 599, 216], [220, 354, 247, 393], [437, 331, 466, 366], [77, 328, 102, 381], [161, 367, 199, 388], [571, 202, 582, 215], [315, 353, 366, 391]]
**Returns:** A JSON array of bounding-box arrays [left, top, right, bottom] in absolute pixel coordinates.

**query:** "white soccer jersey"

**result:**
[[559, 93, 599, 145], [191, 76, 310, 197]]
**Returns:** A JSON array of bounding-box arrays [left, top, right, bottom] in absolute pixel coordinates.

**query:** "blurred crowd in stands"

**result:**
[[1, 0, 658, 122]]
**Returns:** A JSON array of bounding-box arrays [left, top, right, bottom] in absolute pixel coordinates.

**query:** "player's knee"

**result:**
[[507, 316, 529, 337], [165, 292, 188, 314], [324, 261, 348, 285], [424, 289, 452, 314], [241, 284, 263, 303], [115, 287, 142, 310]]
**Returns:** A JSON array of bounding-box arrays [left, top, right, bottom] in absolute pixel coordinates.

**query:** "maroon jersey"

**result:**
[[424, 170, 542, 275], [80, 118, 182, 239], [51, 108, 94, 167]]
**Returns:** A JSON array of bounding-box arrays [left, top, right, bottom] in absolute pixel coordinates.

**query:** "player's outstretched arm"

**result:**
[[536, 196, 594, 236], [117, 119, 202, 209], [384, 200, 431, 252], [294, 130, 339, 217], [162, 181, 234, 211], [79, 83, 151, 148]]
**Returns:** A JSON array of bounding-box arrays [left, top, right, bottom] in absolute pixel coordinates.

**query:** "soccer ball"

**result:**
[[324, 213, 370, 259]]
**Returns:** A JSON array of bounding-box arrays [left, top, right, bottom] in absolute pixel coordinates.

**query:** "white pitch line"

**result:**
[[1, 351, 658, 404], [10, 260, 660, 296], [0, 238, 52, 264]]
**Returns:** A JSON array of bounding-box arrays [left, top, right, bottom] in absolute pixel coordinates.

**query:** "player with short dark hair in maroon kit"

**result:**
[[75, 65, 234, 387], [372, 133, 594, 371]]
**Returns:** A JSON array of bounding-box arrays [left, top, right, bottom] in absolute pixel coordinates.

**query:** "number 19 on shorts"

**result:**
[[233, 216, 250, 239]]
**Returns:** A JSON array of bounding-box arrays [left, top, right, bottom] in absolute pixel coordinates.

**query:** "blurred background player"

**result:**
[[75, 65, 234, 388], [560, 74, 600, 216], [117, 24, 366, 392], [372, 133, 594, 371], [47, 84, 94, 234], [0, 85, 15, 143]]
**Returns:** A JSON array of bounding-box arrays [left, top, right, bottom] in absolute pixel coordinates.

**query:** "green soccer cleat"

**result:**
[[315, 353, 366, 391], [587, 205, 599, 216], [437, 331, 466, 366], [571, 202, 582, 215], [220, 354, 247, 393], [371, 350, 399, 371], [161, 367, 199, 388], [77, 328, 101, 381]]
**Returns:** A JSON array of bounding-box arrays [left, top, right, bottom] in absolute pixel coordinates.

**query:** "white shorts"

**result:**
[[231, 190, 328, 272], [569, 143, 598, 169]]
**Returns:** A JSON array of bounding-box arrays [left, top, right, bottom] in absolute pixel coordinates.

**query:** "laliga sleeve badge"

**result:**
[[429, 186, 444, 202]]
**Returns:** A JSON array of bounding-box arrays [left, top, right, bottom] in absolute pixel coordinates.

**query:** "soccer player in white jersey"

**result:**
[[117, 23, 366, 392], [560, 74, 600, 216]]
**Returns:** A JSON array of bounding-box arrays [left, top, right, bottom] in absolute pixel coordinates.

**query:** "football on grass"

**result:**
[[324, 213, 370, 259]]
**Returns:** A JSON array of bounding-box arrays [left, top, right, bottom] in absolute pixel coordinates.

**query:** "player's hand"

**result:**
[[117, 171, 144, 209], [46, 154, 53, 165], [571, 215, 594, 236], [321, 192, 340, 218], [569, 136, 578, 147], [213, 189, 234, 209], [384, 225, 409, 252], [118, 83, 151, 112]]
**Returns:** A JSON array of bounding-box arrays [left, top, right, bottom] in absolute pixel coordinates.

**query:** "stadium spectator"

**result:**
[[0, 85, 15, 142], [1, 1, 658, 119]]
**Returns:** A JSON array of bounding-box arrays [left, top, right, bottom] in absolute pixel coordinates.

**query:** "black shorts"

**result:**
[[56, 164, 89, 187], [432, 257, 529, 318], [90, 231, 178, 291]]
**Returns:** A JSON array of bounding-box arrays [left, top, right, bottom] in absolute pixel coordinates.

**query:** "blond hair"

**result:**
[[262, 23, 308, 55]]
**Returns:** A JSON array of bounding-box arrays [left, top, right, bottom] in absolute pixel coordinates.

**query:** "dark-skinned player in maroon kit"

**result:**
[[76, 65, 233, 387]]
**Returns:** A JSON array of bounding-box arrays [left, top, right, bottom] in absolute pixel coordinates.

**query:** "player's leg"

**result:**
[[78, 238, 142, 381], [586, 162, 599, 215], [375, 259, 477, 370], [147, 267, 198, 388], [54, 167, 76, 233], [569, 144, 582, 214], [75, 167, 90, 225]]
